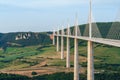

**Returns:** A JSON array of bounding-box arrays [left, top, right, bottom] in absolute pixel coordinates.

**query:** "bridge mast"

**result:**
[[87, 0, 94, 80], [89, 0, 92, 38]]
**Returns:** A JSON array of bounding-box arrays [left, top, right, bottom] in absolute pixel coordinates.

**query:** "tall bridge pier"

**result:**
[[66, 24, 70, 68], [52, 30, 55, 45], [56, 30, 59, 52], [87, 41, 94, 80], [87, 0, 94, 79], [74, 16, 80, 80], [74, 37, 79, 80], [61, 28, 64, 59]]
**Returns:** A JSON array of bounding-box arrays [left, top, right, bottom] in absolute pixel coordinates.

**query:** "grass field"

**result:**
[[0, 43, 120, 76]]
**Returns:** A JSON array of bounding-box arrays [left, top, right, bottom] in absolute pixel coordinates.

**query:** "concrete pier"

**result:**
[[74, 38, 79, 80], [87, 41, 94, 80], [66, 37, 70, 68], [61, 35, 64, 59], [66, 25, 70, 68], [53, 31, 55, 45], [56, 30, 59, 52]]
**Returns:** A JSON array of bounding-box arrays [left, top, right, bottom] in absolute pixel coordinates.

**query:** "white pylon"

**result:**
[[74, 15, 79, 80], [66, 24, 70, 68], [89, 0, 92, 38], [56, 28, 59, 52], [61, 27, 64, 59], [75, 13, 78, 36], [87, 41, 94, 80]]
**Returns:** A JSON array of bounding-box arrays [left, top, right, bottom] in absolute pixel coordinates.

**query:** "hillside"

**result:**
[[0, 32, 52, 51], [0, 44, 120, 77], [0, 22, 118, 49], [0, 22, 120, 79]]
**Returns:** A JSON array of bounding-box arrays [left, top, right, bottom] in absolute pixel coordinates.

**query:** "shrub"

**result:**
[[31, 71, 37, 75]]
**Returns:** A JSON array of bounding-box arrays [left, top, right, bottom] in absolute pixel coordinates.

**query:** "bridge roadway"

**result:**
[[55, 34, 120, 47]]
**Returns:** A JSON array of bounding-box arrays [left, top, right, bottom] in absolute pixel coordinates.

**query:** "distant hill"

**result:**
[[70, 22, 113, 38], [0, 22, 118, 49], [0, 32, 52, 48]]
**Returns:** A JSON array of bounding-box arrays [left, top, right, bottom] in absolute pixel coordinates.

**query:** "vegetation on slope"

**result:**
[[0, 72, 120, 80], [0, 22, 118, 48], [0, 73, 30, 80], [33, 72, 120, 80], [0, 32, 52, 48], [0, 43, 120, 72], [0, 22, 120, 79]]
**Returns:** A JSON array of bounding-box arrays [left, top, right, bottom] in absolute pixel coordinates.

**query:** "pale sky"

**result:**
[[0, 0, 120, 33]]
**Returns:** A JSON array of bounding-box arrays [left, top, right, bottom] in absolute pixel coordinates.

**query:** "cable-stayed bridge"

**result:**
[[52, 0, 120, 80]]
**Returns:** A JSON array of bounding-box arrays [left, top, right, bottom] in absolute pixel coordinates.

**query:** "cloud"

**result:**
[[0, 0, 120, 8], [0, 0, 88, 9], [0, 0, 119, 10]]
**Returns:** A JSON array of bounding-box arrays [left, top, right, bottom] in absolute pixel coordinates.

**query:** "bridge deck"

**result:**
[[55, 35, 120, 47]]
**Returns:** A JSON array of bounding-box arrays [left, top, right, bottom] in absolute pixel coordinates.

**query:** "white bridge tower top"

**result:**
[[89, 0, 92, 38]]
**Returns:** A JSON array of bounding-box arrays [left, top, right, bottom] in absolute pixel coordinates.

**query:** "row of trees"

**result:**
[[0, 72, 120, 80], [0, 73, 30, 80]]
